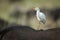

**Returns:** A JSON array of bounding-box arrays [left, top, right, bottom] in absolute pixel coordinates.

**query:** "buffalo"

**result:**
[[0, 25, 60, 40]]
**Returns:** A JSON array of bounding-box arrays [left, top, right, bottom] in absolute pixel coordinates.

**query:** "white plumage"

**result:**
[[35, 7, 46, 24], [34, 7, 46, 30]]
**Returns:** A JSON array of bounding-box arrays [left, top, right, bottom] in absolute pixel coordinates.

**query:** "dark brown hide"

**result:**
[[0, 25, 60, 40]]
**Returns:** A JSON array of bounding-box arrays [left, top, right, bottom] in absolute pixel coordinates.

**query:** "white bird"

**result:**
[[34, 7, 46, 29]]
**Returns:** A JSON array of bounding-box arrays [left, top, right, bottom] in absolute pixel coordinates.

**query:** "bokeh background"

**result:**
[[0, 0, 60, 30]]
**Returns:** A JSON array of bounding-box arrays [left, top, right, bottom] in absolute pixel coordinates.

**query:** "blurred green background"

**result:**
[[0, 0, 60, 30]]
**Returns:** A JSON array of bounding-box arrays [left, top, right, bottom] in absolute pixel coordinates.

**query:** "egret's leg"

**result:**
[[43, 23, 47, 30], [37, 21, 41, 30], [37, 21, 46, 30]]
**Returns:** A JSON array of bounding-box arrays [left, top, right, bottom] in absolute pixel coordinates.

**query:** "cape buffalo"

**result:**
[[0, 25, 60, 40]]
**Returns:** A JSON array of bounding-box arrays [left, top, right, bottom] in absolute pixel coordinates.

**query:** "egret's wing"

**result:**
[[38, 12, 46, 20], [38, 12, 46, 24]]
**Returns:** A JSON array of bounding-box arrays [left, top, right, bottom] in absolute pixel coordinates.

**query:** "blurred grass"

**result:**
[[0, 0, 60, 30]]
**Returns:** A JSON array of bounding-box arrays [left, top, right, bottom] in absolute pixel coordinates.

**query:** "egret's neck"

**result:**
[[36, 10, 40, 14], [36, 10, 40, 21]]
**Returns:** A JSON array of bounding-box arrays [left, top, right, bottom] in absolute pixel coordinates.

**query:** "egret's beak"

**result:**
[[32, 7, 35, 10]]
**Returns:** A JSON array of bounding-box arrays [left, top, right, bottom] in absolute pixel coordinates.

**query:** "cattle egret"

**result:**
[[34, 7, 46, 30]]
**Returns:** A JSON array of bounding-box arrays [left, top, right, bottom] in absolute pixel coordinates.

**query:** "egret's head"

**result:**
[[32, 7, 40, 11], [35, 7, 40, 11]]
